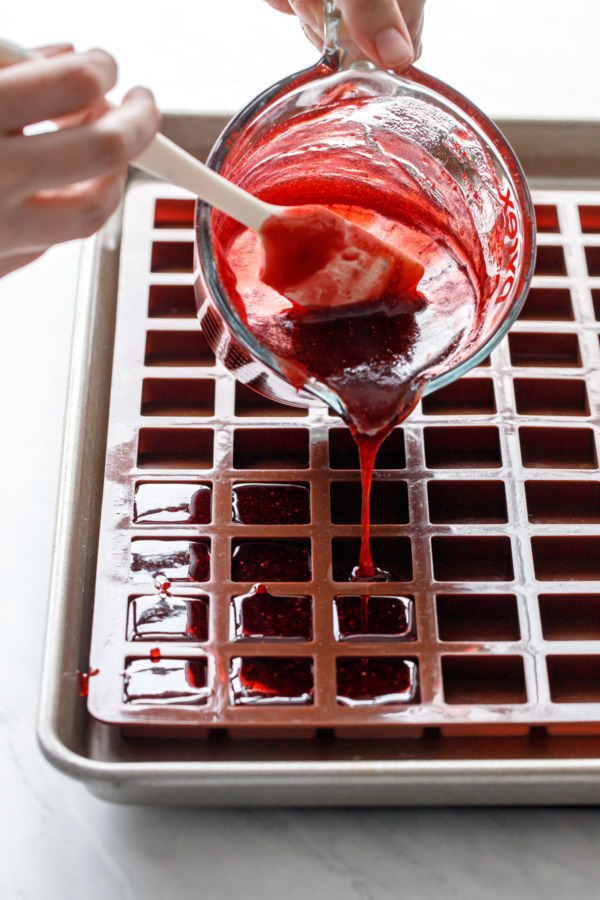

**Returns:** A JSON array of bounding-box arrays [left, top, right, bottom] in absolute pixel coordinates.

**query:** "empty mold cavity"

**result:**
[[508, 333, 581, 368], [432, 536, 514, 582], [531, 536, 600, 581], [233, 428, 309, 469], [513, 378, 589, 416], [525, 480, 600, 523], [232, 482, 310, 525], [585, 246, 600, 276], [141, 378, 215, 416], [134, 482, 211, 524], [534, 245, 567, 276], [436, 593, 520, 642], [421, 378, 496, 415], [148, 284, 196, 318], [442, 655, 527, 704], [424, 427, 502, 469], [427, 480, 507, 524], [234, 382, 308, 417], [334, 594, 415, 640], [144, 330, 215, 367], [137, 428, 213, 469], [534, 204, 560, 233], [519, 426, 597, 469], [150, 241, 193, 273], [231, 587, 312, 640], [518, 287, 573, 321], [331, 537, 413, 583], [579, 205, 600, 234], [127, 594, 209, 641], [154, 198, 195, 228], [231, 539, 311, 582], [336, 657, 418, 706], [230, 657, 314, 705], [594, 290, 600, 320], [539, 594, 600, 641], [123, 658, 209, 705], [329, 427, 405, 470], [130, 538, 210, 583], [330, 480, 409, 525], [547, 655, 600, 703]]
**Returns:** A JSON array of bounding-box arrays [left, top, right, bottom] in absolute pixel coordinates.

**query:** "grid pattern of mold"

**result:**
[[87, 183, 600, 737]]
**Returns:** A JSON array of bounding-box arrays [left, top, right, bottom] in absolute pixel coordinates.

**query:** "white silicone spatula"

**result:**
[[0, 38, 424, 309]]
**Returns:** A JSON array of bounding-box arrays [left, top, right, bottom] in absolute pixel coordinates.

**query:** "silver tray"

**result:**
[[37, 112, 600, 805]]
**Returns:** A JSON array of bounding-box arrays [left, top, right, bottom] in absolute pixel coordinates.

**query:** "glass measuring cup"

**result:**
[[193, 5, 536, 417]]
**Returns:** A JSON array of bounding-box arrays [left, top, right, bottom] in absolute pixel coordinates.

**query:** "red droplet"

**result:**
[[77, 667, 99, 697], [150, 647, 161, 662]]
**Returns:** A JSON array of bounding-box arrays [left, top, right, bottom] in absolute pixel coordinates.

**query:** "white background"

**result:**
[[1, 2, 600, 898]]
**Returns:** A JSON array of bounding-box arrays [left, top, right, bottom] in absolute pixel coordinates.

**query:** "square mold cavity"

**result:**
[[233, 428, 309, 469], [141, 378, 215, 417], [421, 378, 496, 415], [328, 427, 406, 470], [334, 595, 415, 641], [436, 594, 520, 642], [134, 482, 211, 525], [424, 427, 502, 469], [144, 330, 215, 367], [330, 480, 409, 525], [231, 589, 312, 640], [232, 482, 310, 525], [230, 657, 314, 705]]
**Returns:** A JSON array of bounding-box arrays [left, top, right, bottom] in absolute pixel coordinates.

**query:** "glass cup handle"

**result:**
[[323, 0, 342, 55]]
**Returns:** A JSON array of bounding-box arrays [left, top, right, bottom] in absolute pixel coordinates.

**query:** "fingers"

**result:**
[[336, 0, 414, 70], [2, 86, 160, 196], [288, 0, 424, 71], [0, 49, 117, 131], [15, 170, 128, 250]]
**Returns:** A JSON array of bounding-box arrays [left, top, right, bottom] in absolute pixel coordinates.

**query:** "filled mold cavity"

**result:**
[[231, 585, 312, 640], [336, 657, 418, 706], [232, 482, 310, 525], [334, 594, 415, 640], [230, 657, 314, 705], [231, 539, 311, 582]]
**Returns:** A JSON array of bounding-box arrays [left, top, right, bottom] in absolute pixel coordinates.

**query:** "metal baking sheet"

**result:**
[[37, 113, 600, 805]]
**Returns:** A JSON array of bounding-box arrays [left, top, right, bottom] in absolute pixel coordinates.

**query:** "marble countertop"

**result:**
[[1, 1, 600, 897]]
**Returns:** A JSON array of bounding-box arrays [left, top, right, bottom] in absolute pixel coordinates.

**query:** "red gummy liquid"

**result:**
[[232, 483, 310, 525], [231, 540, 311, 582], [334, 594, 413, 639], [336, 657, 416, 705], [215, 96, 494, 579], [233, 583, 312, 639], [231, 657, 314, 704]]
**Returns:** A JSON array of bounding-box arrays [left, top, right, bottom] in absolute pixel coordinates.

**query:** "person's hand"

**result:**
[[264, 0, 425, 72], [0, 46, 160, 278]]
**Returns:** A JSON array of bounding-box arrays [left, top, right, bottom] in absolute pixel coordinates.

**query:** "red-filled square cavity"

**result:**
[[134, 482, 211, 525], [232, 482, 310, 525], [123, 658, 209, 705], [150, 241, 193, 273], [127, 594, 209, 641], [130, 539, 210, 583], [230, 657, 314, 705], [231, 539, 311, 582], [334, 595, 415, 640], [336, 657, 418, 706], [231, 587, 312, 640], [535, 205, 560, 233]]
